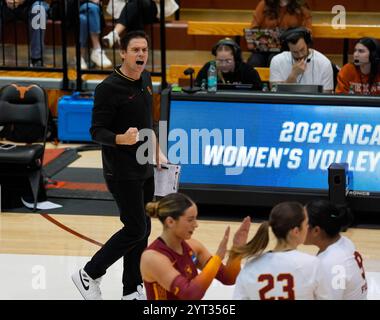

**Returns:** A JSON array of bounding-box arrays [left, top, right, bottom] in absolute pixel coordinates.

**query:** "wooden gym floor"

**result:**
[[1, 143, 380, 299]]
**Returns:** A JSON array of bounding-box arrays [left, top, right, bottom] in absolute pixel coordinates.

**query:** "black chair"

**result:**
[[0, 84, 49, 211]]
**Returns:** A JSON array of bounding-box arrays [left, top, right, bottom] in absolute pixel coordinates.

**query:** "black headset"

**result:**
[[211, 38, 242, 63], [280, 27, 313, 51]]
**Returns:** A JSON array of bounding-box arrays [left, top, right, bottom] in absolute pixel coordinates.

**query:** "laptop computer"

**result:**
[[276, 83, 324, 94], [244, 28, 284, 52], [217, 83, 254, 90]]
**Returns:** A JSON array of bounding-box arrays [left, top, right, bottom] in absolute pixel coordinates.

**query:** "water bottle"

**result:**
[[201, 79, 207, 91], [271, 83, 277, 93], [207, 61, 217, 93], [262, 83, 269, 92], [348, 85, 355, 95]]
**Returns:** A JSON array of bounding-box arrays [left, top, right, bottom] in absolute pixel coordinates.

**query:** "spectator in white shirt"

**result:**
[[270, 27, 334, 93]]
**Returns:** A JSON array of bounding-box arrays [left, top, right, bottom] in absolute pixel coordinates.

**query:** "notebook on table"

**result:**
[[244, 28, 284, 52]]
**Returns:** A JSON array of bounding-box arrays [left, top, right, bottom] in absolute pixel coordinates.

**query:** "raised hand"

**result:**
[[216, 226, 230, 260], [291, 59, 307, 77], [232, 216, 252, 247]]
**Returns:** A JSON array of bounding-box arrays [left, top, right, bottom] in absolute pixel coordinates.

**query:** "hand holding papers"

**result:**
[[154, 164, 181, 197]]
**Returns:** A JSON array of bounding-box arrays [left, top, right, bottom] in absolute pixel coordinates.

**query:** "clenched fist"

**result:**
[[6, 0, 25, 9], [116, 127, 139, 145]]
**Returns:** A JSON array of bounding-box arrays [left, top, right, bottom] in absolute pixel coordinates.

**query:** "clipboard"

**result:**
[[154, 164, 181, 197]]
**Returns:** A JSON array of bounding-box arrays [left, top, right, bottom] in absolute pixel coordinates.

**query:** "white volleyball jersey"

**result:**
[[233, 250, 330, 300], [317, 236, 367, 300]]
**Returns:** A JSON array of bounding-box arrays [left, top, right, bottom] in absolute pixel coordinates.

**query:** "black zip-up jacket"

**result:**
[[90, 67, 154, 180]]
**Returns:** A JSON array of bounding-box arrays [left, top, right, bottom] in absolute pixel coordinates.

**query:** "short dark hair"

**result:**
[[120, 30, 150, 50]]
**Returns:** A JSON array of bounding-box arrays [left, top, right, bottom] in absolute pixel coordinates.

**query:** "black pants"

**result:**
[[84, 176, 154, 296]]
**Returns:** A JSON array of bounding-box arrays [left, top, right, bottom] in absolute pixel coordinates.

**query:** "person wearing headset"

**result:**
[[269, 27, 334, 93], [336, 37, 380, 95], [194, 38, 262, 90]]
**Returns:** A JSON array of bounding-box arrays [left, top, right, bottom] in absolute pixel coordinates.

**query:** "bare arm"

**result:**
[[141, 228, 230, 300], [190, 217, 251, 285], [141, 250, 182, 290]]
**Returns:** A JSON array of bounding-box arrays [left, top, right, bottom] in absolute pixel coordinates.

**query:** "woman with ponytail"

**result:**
[[140, 192, 251, 300], [232, 201, 329, 300], [304, 200, 367, 299]]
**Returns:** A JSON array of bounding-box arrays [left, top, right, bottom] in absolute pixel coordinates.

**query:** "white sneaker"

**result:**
[[71, 268, 102, 300], [102, 30, 120, 48], [90, 49, 112, 68], [121, 284, 146, 300], [80, 56, 88, 70]]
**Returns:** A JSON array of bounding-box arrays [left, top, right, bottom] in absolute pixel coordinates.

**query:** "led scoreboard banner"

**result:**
[[160, 90, 380, 212]]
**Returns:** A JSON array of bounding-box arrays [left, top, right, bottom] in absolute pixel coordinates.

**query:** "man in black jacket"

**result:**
[[0, 0, 49, 66], [72, 30, 167, 300]]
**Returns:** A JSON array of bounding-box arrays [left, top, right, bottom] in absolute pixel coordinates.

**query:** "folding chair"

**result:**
[[0, 84, 49, 211]]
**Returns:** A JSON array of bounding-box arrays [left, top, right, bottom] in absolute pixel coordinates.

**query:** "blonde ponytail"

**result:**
[[145, 193, 194, 224], [145, 201, 160, 218]]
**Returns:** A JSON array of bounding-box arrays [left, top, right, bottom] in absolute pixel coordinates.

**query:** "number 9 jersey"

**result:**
[[316, 236, 367, 300], [232, 250, 330, 300]]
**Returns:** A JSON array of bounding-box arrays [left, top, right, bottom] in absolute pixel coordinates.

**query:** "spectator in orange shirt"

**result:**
[[336, 37, 380, 95], [247, 0, 312, 68]]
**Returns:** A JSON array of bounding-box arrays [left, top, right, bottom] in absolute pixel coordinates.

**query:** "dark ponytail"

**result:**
[[306, 200, 353, 237]]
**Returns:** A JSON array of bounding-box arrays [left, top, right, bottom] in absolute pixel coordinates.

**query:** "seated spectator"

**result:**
[[269, 27, 334, 93], [247, 0, 312, 68], [195, 38, 262, 90], [79, 0, 112, 69], [102, 0, 179, 48], [336, 37, 380, 95], [0, 0, 49, 67]]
